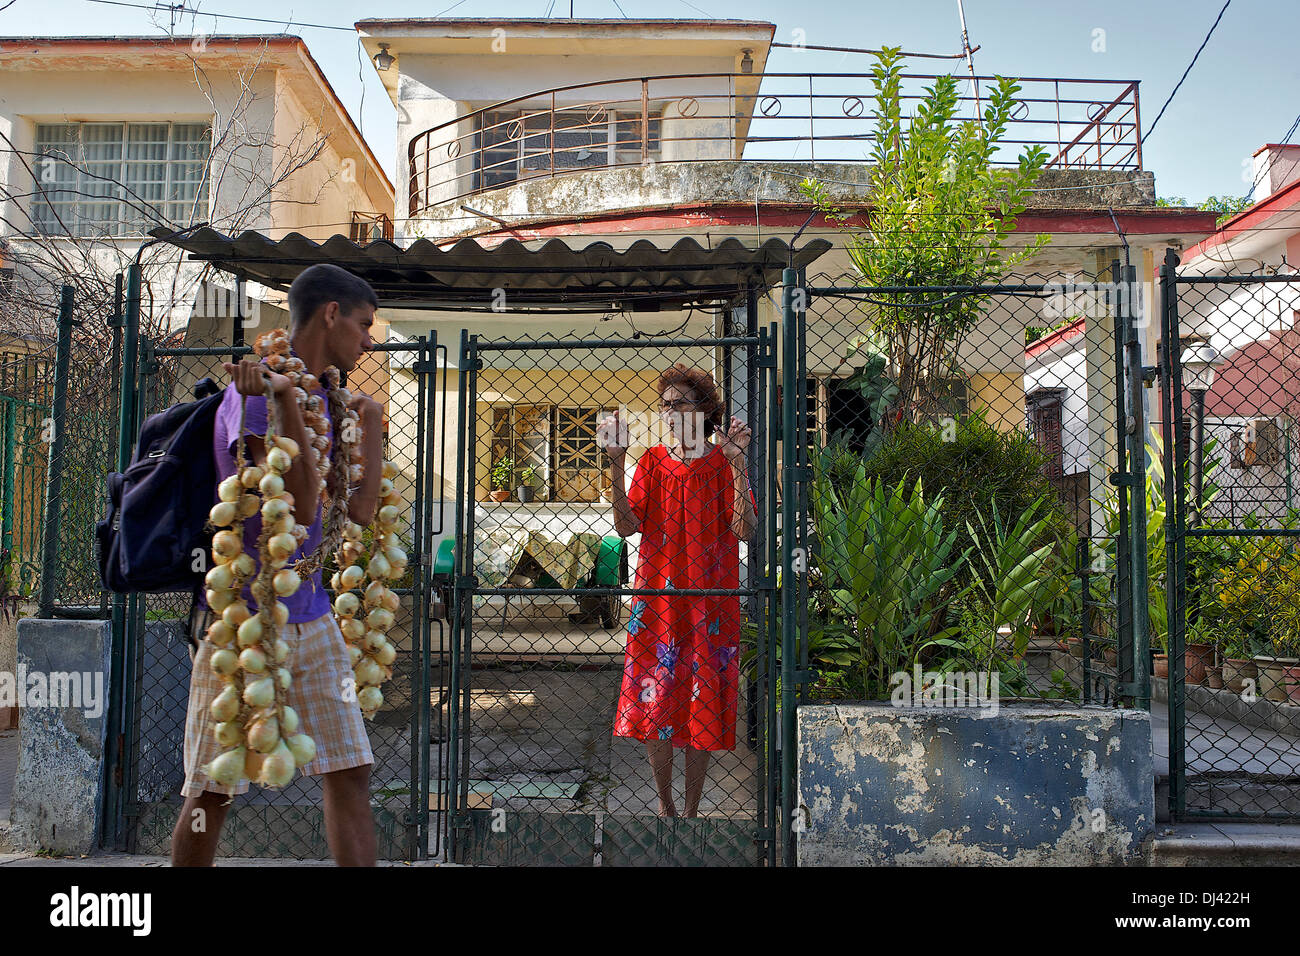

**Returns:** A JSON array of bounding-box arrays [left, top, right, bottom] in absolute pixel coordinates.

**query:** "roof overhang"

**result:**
[[148, 226, 830, 310]]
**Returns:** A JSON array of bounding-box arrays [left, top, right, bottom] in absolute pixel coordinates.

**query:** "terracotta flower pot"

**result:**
[[1222, 658, 1257, 695], [1184, 642, 1213, 686], [1068, 638, 1084, 659], [1154, 653, 1169, 679], [1284, 666, 1300, 705], [1206, 665, 1223, 690], [1254, 656, 1292, 702], [489, 489, 511, 502]]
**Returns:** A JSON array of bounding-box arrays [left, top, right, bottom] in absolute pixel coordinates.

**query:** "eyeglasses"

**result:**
[[660, 399, 701, 411]]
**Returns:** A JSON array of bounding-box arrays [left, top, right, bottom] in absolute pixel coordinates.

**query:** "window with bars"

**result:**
[[489, 404, 618, 502], [1027, 388, 1065, 480], [474, 108, 662, 189], [33, 122, 211, 237]]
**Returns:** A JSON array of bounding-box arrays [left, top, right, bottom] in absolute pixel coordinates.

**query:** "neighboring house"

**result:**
[[0, 34, 393, 336], [1171, 144, 1300, 523], [353, 16, 1216, 542]]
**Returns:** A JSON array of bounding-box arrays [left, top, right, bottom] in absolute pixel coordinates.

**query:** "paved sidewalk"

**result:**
[[0, 851, 451, 867]]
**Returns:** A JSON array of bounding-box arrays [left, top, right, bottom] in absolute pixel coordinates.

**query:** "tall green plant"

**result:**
[[811, 454, 970, 697], [803, 46, 1049, 426]]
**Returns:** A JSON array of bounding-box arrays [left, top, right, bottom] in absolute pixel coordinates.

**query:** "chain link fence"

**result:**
[[1164, 269, 1300, 820], [446, 323, 781, 865], [800, 268, 1146, 710], [110, 313, 442, 860]]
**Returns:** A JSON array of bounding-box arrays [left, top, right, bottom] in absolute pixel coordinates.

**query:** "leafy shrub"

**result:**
[[854, 407, 1070, 587]]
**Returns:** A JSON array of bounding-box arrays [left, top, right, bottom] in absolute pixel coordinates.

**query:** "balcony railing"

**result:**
[[408, 72, 1142, 217]]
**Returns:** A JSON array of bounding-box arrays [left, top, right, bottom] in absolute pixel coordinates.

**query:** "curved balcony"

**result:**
[[407, 71, 1142, 218]]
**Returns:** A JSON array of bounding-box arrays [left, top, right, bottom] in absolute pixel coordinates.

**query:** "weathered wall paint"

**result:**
[[798, 704, 1154, 866]]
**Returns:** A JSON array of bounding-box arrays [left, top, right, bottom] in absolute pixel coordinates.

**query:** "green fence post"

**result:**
[[36, 285, 75, 618], [780, 267, 798, 866], [1122, 262, 1151, 710]]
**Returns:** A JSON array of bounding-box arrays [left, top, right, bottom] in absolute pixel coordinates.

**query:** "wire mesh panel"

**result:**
[[448, 327, 780, 866], [800, 270, 1145, 711], [1164, 268, 1300, 820], [115, 329, 440, 860]]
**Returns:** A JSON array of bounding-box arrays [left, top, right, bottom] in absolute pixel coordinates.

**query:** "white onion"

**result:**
[[271, 638, 290, 664], [243, 677, 275, 708], [207, 589, 235, 613], [233, 553, 256, 578], [341, 618, 365, 642], [206, 620, 236, 648], [280, 705, 301, 735], [378, 505, 401, 526], [382, 461, 398, 480], [209, 648, 239, 677], [213, 531, 242, 560], [273, 602, 289, 627], [343, 521, 364, 541], [258, 744, 296, 787], [286, 733, 317, 766], [205, 564, 234, 591], [363, 630, 388, 654], [357, 686, 383, 713], [348, 644, 362, 666], [341, 565, 366, 590], [205, 747, 246, 786], [222, 602, 252, 629], [364, 581, 387, 607], [267, 446, 293, 475], [275, 668, 292, 691], [334, 592, 360, 618], [366, 554, 391, 581], [240, 465, 264, 488], [209, 501, 238, 528], [236, 615, 263, 647], [214, 721, 242, 748], [237, 494, 260, 518], [262, 498, 290, 523], [211, 685, 240, 722], [259, 473, 285, 498], [275, 436, 300, 457], [384, 546, 408, 570], [378, 478, 394, 497], [217, 476, 243, 503], [375, 642, 397, 666], [268, 533, 297, 558], [366, 608, 394, 631], [239, 646, 268, 673], [382, 590, 400, 613], [247, 716, 279, 754], [273, 569, 301, 596], [354, 658, 383, 687]]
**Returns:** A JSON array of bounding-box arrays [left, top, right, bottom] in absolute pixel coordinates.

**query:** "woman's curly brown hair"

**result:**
[[658, 364, 724, 437]]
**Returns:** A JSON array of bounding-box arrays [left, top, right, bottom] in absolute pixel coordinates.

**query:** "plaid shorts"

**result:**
[[181, 610, 375, 797]]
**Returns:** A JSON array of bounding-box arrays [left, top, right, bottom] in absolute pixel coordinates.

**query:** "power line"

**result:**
[[1142, 0, 1232, 145], [81, 0, 356, 32]]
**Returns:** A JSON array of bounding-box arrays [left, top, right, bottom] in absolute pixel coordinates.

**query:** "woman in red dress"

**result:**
[[603, 365, 756, 817]]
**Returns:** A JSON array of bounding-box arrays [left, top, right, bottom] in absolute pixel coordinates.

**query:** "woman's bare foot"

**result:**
[[658, 800, 677, 817]]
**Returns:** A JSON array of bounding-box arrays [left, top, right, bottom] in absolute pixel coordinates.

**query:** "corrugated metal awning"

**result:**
[[149, 227, 831, 308]]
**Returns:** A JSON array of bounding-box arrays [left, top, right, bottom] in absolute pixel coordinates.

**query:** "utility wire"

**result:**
[[1142, 0, 1231, 145], [81, 0, 356, 32]]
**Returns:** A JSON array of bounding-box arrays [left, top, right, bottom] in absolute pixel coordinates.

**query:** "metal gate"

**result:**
[[445, 301, 796, 865], [103, 297, 447, 859], [1160, 252, 1300, 820]]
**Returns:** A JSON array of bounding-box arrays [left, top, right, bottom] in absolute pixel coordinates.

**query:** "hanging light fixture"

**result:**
[[374, 43, 394, 72]]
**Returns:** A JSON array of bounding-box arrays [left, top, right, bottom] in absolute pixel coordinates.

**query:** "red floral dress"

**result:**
[[613, 443, 755, 751]]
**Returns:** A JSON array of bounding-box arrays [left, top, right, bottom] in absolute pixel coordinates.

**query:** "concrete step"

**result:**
[[1151, 823, 1300, 865]]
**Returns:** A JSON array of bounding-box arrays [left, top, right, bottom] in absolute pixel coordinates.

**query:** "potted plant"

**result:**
[[516, 465, 538, 503], [1152, 626, 1169, 680], [1219, 630, 1257, 695], [489, 456, 513, 502], [1184, 620, 1214, 687]]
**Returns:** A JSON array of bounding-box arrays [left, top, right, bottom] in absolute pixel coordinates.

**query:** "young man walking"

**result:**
[[170, 263, 384, 866]]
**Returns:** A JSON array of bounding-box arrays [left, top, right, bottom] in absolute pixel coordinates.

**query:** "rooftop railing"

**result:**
[[408, 72, 1142, 217]]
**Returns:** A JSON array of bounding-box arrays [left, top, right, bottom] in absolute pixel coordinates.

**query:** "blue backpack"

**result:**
[[97, 379, 223, 594]]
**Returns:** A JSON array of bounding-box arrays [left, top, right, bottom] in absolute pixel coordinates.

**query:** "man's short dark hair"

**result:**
[[288, 263, 378, 332]]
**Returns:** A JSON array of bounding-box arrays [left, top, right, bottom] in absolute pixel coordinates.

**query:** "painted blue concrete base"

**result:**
[[797, 704, 1154, 866]]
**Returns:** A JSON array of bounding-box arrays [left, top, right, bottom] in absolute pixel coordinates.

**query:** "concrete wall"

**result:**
[[7, 618, 112, 854], [797, 703, 1154, 865]]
